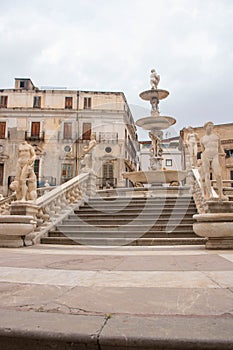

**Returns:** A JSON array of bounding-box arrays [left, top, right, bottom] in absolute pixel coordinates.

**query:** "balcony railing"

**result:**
[[99, 132, 118, 143], [25, 131, 45, 142], [96, 177, 117, 189]]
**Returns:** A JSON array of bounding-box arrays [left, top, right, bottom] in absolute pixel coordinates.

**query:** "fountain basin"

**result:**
[[0, 215, 37, 247], [136, 116, 176, 130], [139, 89, 169, 101], [123, 170, 187, 185]]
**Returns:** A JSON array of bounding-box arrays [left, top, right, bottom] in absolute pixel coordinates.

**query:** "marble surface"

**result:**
[[0, 245, 232, 318]]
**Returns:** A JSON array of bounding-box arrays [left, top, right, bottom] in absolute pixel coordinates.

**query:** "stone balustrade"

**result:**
[[32, 172, 96, 243], [190, 169, 208, 214], [0, 171, 97, 247], [0, 194, 16, 215]]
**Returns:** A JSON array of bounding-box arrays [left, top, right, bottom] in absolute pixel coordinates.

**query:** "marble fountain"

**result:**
[[123, 69, 187, 186]]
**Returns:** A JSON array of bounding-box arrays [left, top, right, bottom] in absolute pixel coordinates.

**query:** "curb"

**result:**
[[0, 310, 233, 349]]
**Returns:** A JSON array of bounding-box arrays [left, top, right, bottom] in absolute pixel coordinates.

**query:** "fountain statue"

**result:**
[[10, 141, 37, 201], [186, 126, 198, 167], [193, 121, 231, 249], [123, 70, 186, 186], [79, 134, 97, 173], [200, 121, 228, 201]]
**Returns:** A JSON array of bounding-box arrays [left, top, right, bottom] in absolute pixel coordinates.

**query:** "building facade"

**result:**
[[180, 123, 233, 184], [0, 78, 139, 196]]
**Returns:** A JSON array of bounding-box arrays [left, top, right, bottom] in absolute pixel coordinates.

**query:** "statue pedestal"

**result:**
[[0, 201, 38, 247], [10, 201, 39, 218], [0, 215, 37, 247], [193, 212, 233, 249]]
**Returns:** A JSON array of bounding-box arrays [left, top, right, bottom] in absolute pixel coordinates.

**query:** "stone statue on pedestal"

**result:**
[[150, 69, 160, 90], [200, 121, 227, 201], [79, 134, 97, 173], [186, 126, 198, 167], [11, 141, 37, 201]]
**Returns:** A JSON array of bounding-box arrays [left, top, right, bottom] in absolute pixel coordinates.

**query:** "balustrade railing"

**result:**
[[35, 172, 93, 226], [0, 171, 96, 244], [0, 193, 16, 215], [189, 169, 208, 213]]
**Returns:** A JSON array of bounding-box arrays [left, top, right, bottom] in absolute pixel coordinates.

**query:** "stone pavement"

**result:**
[[0, 244, 233, 349]]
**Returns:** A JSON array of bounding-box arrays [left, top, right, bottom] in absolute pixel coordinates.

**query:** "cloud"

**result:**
[[0, 0, 233, 137]]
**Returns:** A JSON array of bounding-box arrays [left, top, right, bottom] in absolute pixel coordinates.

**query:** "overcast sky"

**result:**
[[0, 0, 232, 139]]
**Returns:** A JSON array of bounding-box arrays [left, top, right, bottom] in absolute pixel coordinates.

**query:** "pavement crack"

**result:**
[[96, 314, 112, 350]]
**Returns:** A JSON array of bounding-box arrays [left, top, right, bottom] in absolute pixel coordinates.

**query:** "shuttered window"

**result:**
[[82, 123, 91, 140], [83, 97, 91, 109], [31, 122, 40, 138], [0, 164, 4, 186], [65, 97, 73, 109], [63, 123, 72, 139], [0, 122, 6, 139]]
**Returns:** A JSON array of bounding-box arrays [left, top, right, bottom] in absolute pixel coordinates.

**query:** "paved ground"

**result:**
[[0, 244, 233, 349]]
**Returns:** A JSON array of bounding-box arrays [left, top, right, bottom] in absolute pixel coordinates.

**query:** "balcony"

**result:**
[[25, 131, 45, 142], [99, 132, 118, 144], [96, 177, 117, 189]]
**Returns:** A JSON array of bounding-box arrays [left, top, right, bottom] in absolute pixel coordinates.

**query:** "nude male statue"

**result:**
[[15, 141, 37, 201], [186, 126, 199, 167], [200, 121, 227, 200]]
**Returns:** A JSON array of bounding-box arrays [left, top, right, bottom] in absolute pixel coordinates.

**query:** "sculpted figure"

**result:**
[[151, 96, 159, 112], [14, 141, 37, 201], [79, 134, 97, 173], [150, 69, 160, 89], [200, 121, 227, 200], [149, 132, 162, 158], [196, 159, 207, 198], [85, 134, 97, 153], [186, 126, 198, 167]]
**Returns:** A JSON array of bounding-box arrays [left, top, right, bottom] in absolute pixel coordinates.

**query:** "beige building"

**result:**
[[180, 123, 233, 183], [0, 78, 139, 196]]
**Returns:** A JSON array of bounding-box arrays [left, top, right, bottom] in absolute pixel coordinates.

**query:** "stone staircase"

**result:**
[[41, 195, 206, 246]]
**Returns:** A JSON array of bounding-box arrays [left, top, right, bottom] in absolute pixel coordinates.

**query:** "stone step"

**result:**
[[77, 208, 197, 215], [41, 236, 206, 246], [87, 197, 194, 203], [42, 195, 199, 247], [56, 224, 194, 232], [75, 208, 197, 215], [48, 230, 198, 238], [62, 218, 194, 225], [85, 198, 194, 205]]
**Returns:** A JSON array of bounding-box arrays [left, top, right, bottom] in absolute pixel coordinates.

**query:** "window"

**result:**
[[63, 122, 72, 139], [82, 123, 91, 140], [102, 163, 114, 187], [166, 159, 172, 167], [33, 96, 41, 108], [0, 122, 6, 139], [0, 96, 8, 108], [31, 122, 40, 139], [61, 164, 73, 183], [34, 159, 39, 180], [225, 149, 233, 158], [83, 97, 91, 109], [65, 97, 73, 109], [0, 164, 4, 186], [20, 81, 25, 88]]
